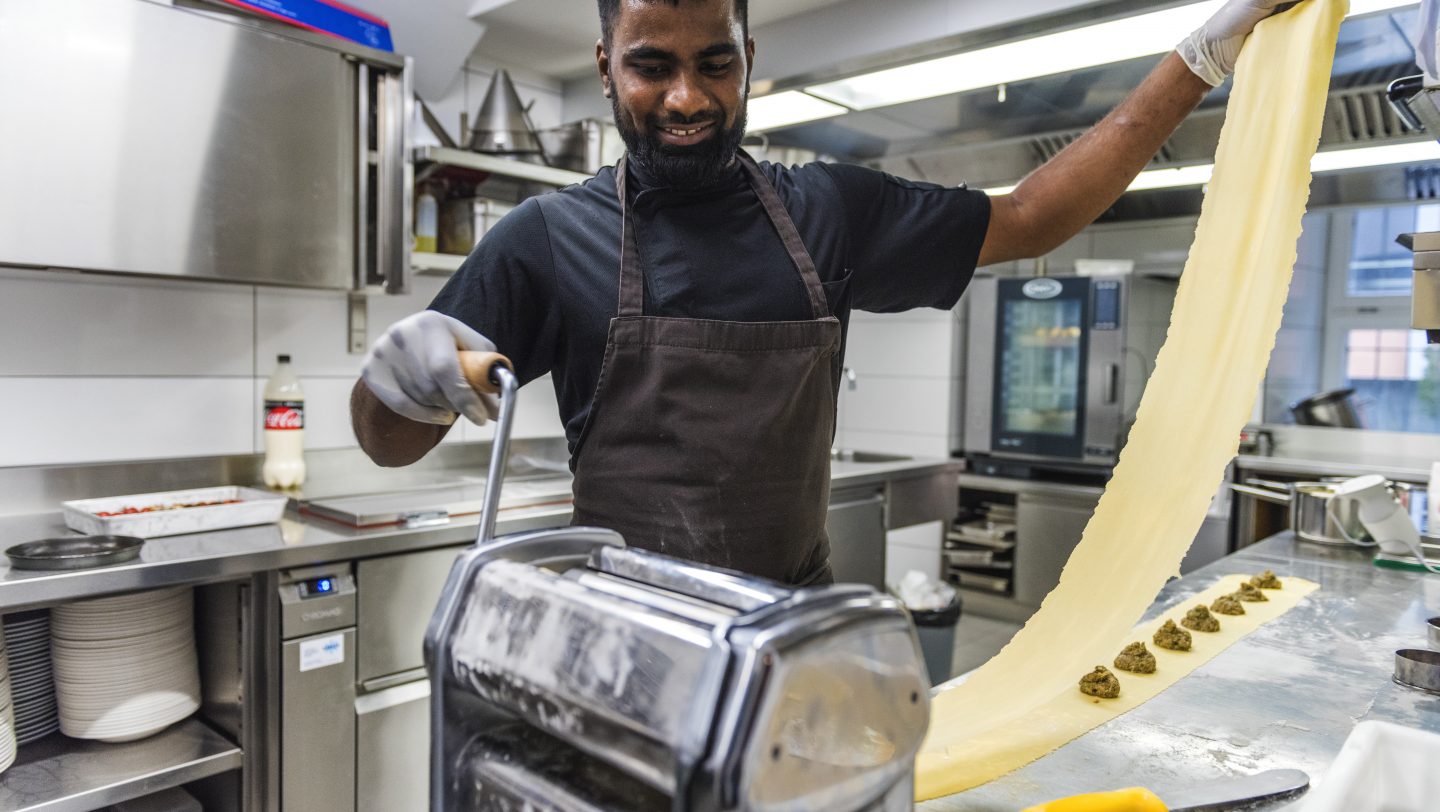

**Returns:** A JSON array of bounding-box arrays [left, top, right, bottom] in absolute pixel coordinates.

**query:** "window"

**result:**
[[1346, 205, 1440, 297], [1343, 329, 1440, 434]]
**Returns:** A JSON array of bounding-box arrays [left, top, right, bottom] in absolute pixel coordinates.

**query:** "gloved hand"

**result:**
[[361, 311, 499, 426], [1177, 0, 1303, 87]]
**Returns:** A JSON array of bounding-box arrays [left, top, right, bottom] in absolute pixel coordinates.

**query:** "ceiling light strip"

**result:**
[[746, 91, 850, 133], [788, 0, 1416, 114], [980, 140, 1440, 195]]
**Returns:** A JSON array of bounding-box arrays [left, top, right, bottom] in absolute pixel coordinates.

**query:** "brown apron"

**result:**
[[569, 151, 842, 586]]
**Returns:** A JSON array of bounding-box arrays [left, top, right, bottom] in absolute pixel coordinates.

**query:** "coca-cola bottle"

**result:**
[[263, 354, 306, 488]]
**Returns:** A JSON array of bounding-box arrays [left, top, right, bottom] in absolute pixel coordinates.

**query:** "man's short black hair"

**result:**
[[597, 0, 749, 51]]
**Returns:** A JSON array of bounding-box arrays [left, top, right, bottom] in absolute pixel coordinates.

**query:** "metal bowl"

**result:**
[[1428, 618, 1440, 652], [5, 536, 144, 571], [1394, 648, 1440, 695]]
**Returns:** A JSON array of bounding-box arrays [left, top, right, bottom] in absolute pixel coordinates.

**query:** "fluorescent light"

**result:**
[[1349, 0, 1417, 15], [746, 91, 849, 133], [981, 141, 1440, 195], [801, 0, 1417, 112], [1310, 140, 1440, 171]]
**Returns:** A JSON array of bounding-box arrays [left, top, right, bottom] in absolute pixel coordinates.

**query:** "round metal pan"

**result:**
[[1394, 648, 1440, 695], [5, 536, 144, 571]]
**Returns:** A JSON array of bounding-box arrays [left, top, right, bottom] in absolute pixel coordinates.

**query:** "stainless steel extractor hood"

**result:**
[[0, 0, 411, 292]]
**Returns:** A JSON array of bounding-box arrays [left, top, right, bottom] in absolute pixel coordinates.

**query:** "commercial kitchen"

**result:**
[[2, 0, 1440, 810]]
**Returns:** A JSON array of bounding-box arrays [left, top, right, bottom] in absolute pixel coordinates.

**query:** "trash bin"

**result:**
[[910, 597, 962, 688]]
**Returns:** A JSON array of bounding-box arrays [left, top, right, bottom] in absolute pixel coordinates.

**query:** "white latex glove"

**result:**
[[1178, 0, 1303, 87], [361, 311, 499, 426]]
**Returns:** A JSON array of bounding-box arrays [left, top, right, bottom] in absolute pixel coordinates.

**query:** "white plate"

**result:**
[[53, 645, 194, 675]]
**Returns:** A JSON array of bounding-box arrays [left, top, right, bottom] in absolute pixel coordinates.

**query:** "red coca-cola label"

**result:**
[[265, 401, 304, 430]]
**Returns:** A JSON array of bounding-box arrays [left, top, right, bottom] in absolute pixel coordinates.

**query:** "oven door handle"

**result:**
[[1102, 362, 1120, 405]]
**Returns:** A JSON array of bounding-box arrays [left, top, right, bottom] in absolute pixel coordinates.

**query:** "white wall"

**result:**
[[0, 267, 564, 468], [838, 307, 960, 458]]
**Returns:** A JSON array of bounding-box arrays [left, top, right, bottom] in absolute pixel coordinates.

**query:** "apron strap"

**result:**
[[612, 151, 831, 320], [734, 152, 830, 320]]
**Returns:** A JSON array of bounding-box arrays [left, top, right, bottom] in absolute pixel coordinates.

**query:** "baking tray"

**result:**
[[62, 486, 287, 538], [6, 536, 144, 570], [948, 570, 1011, 594]]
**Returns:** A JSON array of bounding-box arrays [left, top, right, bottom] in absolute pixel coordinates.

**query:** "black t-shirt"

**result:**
[[429, 157, 991, 459]]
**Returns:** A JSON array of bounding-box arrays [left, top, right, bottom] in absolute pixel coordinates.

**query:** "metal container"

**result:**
[[1394, 648, 1440, 694], [1230, 480, 1365, 546], [1429, 618, 1440, 651], [1290, 389, 1363, 428], [438, 197, 514, 255], [62, 486, 287, 539]]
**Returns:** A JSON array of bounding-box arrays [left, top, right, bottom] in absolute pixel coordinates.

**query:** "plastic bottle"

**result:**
[[263, 355, 306, 489], [414, 187, 438, 253]]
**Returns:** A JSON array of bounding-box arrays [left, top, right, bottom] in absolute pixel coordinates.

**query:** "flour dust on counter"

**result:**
[[915, 0, 1347, 800]]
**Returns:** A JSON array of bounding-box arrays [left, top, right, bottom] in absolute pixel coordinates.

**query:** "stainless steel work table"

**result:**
[[0, 456, 955, 611], [921, 532, 1440, 811]]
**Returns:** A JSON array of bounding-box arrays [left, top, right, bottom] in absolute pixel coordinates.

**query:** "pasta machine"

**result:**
[[424, 352, 932, 811], [425, 536, 932, 811]]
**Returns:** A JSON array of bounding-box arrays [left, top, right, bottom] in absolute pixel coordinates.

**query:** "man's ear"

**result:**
[[597, 39, 612, 98], [744, 36, 755, 89]]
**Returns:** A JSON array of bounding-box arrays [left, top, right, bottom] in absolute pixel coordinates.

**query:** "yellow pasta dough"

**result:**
[[916, 0, 1346, 800]]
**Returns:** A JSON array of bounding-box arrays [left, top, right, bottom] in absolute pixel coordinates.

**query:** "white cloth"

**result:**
[[361, 311, 499, 426]]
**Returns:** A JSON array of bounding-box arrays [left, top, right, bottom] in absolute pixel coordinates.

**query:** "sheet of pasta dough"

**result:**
[[916, 0, 1346, 800]]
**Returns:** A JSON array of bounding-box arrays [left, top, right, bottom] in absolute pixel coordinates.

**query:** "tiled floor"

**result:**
[[947, 614, 1023, 679]]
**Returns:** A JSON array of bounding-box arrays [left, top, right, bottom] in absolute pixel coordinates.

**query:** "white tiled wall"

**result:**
[[838, 307, 959, 458], [0, 266, 565, 468]]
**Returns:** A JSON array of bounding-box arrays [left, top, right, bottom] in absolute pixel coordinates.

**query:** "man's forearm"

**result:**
[[350, 379, 453, 467], [987, 53, 1211, 262]]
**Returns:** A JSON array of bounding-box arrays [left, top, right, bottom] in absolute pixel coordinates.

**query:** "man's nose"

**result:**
[[665, 71, 709, 120]]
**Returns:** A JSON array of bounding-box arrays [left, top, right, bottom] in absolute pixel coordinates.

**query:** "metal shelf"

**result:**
[[412, 251, 467, 275], [414, 146, 592, 188], [0, 719, 242, 812]]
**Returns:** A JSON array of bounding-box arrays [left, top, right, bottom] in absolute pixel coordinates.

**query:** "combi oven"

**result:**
[[961, 275, 1177, 475]]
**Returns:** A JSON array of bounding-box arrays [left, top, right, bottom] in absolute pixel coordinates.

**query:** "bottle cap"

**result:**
[[278, 354, 291, 363]]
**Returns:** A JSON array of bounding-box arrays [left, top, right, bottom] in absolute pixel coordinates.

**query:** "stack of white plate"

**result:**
[[4, 610, 58, 744], [0, 642, 14, 772], [52, 588, 200, 743]]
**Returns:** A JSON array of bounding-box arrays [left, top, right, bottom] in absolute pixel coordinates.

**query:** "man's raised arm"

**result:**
[[977, 0, 1303, 266]]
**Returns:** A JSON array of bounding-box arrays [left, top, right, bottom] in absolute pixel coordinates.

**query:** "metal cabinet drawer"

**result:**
[[827, 488, 886, 589], [356, 546, 465, 684], [356, 681, 430, 812]]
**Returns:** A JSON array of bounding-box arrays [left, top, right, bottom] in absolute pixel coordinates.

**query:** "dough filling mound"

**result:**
[[1236, 582, 1269, 602], [1250, 570, 1283, 589], [1113, 641, 1157, 674], [1153, 619, 1193, 651], [1079, 666, 1121, 699], [1182, 604, 1221, 632], [1211, 594, 1246, 616]]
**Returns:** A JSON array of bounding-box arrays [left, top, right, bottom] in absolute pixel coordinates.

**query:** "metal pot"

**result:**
[[1290, 388, 1363, 429], [1230, 479, 1365, 546]]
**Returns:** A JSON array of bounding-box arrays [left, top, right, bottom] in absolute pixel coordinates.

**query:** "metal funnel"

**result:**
[[468, 69, 546, 162]]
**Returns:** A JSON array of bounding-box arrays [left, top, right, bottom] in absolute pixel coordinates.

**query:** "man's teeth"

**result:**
[[664, 125, 708, 136]]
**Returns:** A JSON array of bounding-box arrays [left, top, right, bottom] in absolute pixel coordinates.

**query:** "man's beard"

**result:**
[[612, 94, 747, 189]]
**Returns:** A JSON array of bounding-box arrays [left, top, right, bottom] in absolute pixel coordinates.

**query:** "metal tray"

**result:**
[[62, 486, 287, 539], [6, 536, 144, 570]]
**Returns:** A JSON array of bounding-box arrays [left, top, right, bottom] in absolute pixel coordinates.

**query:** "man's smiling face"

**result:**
[[597, 0, 754, 188]]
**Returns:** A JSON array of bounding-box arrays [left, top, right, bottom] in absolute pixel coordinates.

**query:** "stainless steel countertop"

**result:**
[[1236, 450, 1436, 482], [0, 457, 957, 611], [920, 533, 1440, 810]]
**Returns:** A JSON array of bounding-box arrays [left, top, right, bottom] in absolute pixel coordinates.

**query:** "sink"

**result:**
[[830, 449, 914, 464]]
